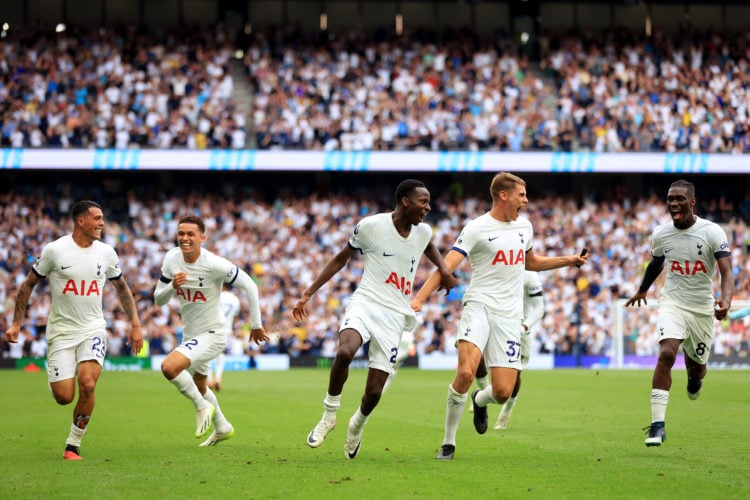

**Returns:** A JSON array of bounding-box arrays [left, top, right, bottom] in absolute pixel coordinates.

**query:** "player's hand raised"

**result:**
[[292, 295, 310, 321], [249, 327, 269, 344]]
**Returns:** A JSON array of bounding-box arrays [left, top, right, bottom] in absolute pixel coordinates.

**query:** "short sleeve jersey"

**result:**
[[32, 235, 122, 342], [651, 216, 730, 315], [452, 213, 533, 319], [159, 247, 240, 338], [348, 212, 433, 316]]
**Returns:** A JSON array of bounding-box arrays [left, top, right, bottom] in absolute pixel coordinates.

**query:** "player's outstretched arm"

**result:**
[[293, 245, 355, 321], [233, 268, 269, 343], [411, 250, 464, 312], [2, 271, 41, 343], [625, 255, 665, 308], [423, 241, 458, 295], [525, 249, 588, 272], [112, 276, 144, 355]]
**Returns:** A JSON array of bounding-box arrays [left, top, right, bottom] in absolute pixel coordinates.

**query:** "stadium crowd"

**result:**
[[2, 24, 750, 152], [0, 25, 246, 150], [1, 182, 749, 362]]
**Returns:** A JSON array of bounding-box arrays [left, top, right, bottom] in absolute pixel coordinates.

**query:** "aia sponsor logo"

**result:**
[[491, 249, 525, 266], [62, 280, 102, 296], [175, 288, 208, 302], [670, 260, 707, 275], [384, 272, 412, 295]]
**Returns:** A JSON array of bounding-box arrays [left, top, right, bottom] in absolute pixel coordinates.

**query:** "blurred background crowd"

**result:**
[[1, 23, 750, 153], [1, 173, 749, 362]]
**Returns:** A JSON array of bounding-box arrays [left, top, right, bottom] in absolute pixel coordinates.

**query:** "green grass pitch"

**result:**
[[1, 368, 749, 499]]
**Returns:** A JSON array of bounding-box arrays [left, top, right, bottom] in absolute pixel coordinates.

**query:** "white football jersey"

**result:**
[[452, 213, 533, 319], [348, 212, 433, 317], [159, 247, 239, 338], [523, 270, 545, 329], [32, 235, 121, 342], [220, 290, 241, 330], [651, 216, 730, 315]]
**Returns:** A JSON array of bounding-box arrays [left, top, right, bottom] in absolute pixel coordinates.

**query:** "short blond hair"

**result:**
[[490, 172, 526, 200]]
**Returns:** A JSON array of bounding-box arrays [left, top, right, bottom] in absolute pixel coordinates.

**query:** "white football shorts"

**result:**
[[46, 330, 107, 383], [175, 329, 228, 376], [657, 303, 714, 365], [339, 298, 409, 374], [456, 301, 524, 369]]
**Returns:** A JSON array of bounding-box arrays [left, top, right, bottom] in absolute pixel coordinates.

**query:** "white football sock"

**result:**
[[66, 423, 86, 447], [349, 407, 369, 433], [474, 385, 498, 407], [203, 388, 230, 431], [322, 393, 341, 420], [170, 371, 209, 410], [651, 389, 669, 423], [475, 375, 489, 390], [502, 396, 517, 413], [442, 385, 468, 446]]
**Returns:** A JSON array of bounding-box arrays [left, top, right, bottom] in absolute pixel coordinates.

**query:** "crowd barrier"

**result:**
[[4, 353, 748, 371]]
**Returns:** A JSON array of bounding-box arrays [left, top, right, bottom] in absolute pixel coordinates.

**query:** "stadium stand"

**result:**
[[2, 24, 749, 152]]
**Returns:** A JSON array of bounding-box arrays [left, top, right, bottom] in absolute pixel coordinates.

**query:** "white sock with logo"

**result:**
[[442, 385, 468, 446]]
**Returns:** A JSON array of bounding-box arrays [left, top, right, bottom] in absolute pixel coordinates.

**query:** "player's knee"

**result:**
[[53, 391, 74, 405], [333, 348, 355, 366], [492, 387, 512, 403], [78, 377, 97, 397], [161, 361, 178, 379], [657, 349, 677, 366]]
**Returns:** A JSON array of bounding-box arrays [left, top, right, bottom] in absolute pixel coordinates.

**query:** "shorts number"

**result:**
[[183, 338, 199, 350], [695, 342, 707, 357], [505, 340, 521, 362], [91, 336, 106, 359], [389, 347, 398, 365]]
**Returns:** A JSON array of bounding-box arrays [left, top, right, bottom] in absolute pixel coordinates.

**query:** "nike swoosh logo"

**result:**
[[383, 253, 394, 257], [61, 265, 72, 270], [307, 432, 316, 444], [664, 247, 673, 253], [488, 236, 499, 241]]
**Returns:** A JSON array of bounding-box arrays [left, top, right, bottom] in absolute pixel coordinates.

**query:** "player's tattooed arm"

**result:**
[[12, 271, 41, 325], [3, 272, 41, 343], [112, 277, 144, 354], [112, 277, 141, 327]]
